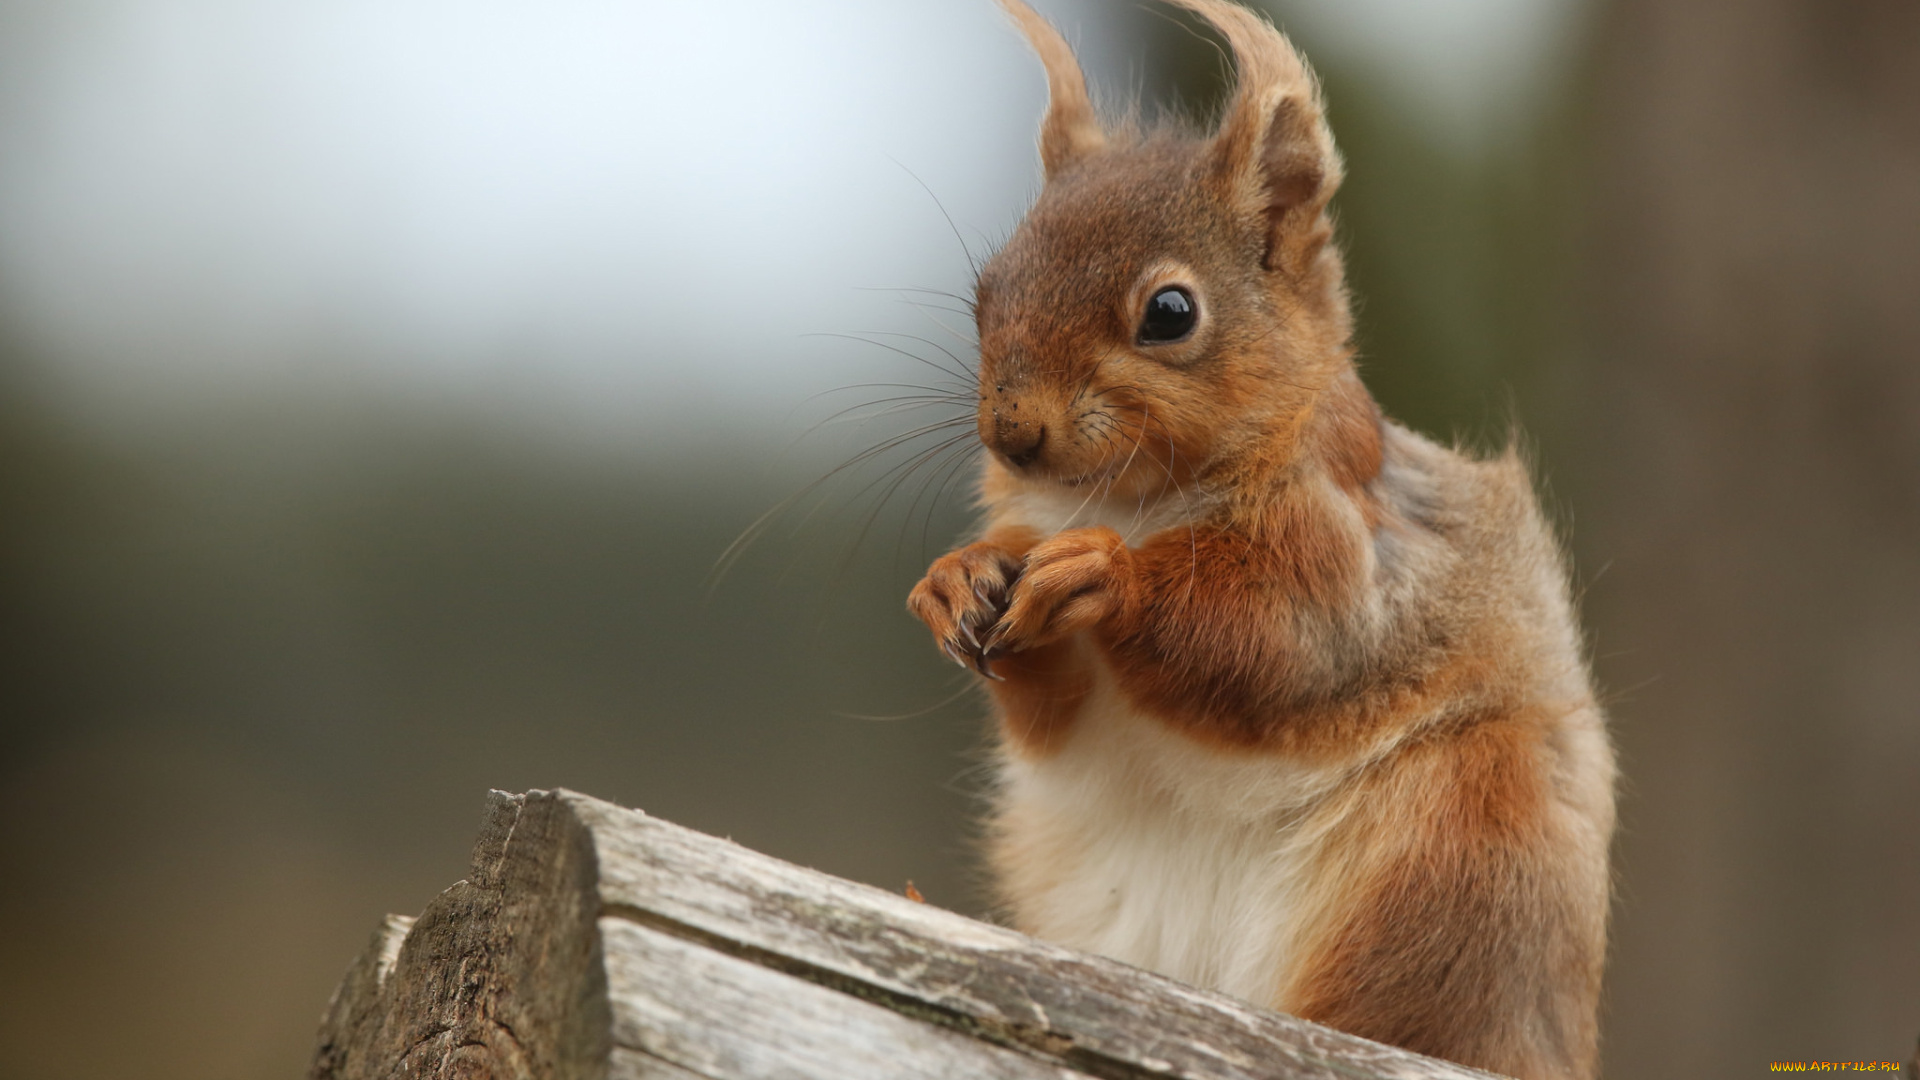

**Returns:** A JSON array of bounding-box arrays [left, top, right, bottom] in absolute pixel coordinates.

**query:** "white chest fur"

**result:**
[[989, 483, 1362, 1004], [994, 656, 1352, 1006]]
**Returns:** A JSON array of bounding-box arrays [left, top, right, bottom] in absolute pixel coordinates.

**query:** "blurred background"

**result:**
[[0, 0, 1913, 1076]]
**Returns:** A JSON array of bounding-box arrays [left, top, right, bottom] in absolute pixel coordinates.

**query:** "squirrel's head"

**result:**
[[975, 0, 1353, 499]]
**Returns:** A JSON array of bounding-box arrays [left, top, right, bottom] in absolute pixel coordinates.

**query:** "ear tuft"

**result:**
[[1161, 0, 1342, 275], [997, 0, 1106, 180]]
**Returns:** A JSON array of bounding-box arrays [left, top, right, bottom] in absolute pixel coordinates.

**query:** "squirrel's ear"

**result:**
[[1167, 0, 1342, 276], [998, 0, 1106, 180]]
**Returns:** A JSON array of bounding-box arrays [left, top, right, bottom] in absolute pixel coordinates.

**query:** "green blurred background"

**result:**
[[1, 0, 1915, 1077]]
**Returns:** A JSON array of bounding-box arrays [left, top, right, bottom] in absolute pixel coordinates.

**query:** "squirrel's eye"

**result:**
[[1138, 286, 1197, 344]]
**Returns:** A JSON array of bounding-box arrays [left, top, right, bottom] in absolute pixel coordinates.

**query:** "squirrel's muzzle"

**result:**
[[982, 383, 1049, 470], [988, 412, 1047, 469]]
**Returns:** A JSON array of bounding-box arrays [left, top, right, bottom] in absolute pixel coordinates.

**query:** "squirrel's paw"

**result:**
[[985, 527, 1129, 658], [908, 541, 1024, 678]]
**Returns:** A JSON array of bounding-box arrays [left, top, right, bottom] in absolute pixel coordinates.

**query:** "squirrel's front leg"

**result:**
[[982, 526, 1132, 658], [911, 526, 1107, 753], [907, 526, 1039, 676]]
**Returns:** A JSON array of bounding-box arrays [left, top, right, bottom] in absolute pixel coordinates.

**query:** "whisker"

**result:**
[[802, 397, 975, 437], [854, 284, 978, 315], [1105, 410, 1151, 533], [834, 432, 979, 580], [894, 437, 976, 542], [786, 434, 976, 593], [888, 155, 981, 279], [709, 415, 975, 590], [807, 380, 974, 400], [912, 442, 984, 565], [856, 330, 980, 382], [895, 302, 981, 352], [800, 386, 973, 421], [836, 677, 983, 723], [890, 296, 979, 325], [804, 331, 977, 387]]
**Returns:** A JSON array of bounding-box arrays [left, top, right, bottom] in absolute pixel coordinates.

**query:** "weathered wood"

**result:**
[[310, 789, 612, 1079], [313, 789, 1504, 1080], [601, 919, 1078, 1079], [311, 913, 416, 1079]]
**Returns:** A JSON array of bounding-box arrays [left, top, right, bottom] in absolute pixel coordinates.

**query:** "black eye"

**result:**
[[1138, 286, 1197, 344]]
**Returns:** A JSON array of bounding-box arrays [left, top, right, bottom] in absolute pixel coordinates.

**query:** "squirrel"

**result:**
[[903, 1, 1616, 1077]]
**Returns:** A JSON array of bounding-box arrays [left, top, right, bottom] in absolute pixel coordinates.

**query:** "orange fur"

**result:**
[[1282, 714, 1608, 1075], [905, 3, 1615, 1077], [985, 638, 1096, 757]]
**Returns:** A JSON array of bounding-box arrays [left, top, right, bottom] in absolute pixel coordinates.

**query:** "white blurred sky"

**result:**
[[0, 0, 1583, 445]]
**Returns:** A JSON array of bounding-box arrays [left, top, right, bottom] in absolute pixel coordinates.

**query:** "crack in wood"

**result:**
[[606, 900, 1190, 1080]]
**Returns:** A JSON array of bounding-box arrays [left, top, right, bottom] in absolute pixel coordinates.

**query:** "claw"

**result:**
[[972, 649, 1003, 681], [941, 640, 971, 670], [981, 623, 1007, 657], [958, 619, 981, 652]]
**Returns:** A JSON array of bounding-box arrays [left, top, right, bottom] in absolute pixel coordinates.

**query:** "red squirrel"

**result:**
[[905, 2, 1616, 1076]]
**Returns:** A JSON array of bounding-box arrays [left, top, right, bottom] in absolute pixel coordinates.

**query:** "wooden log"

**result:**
[[311, 789, 1504, 1080]]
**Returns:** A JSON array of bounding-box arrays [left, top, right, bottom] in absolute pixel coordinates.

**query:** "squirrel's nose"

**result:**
[[992, 416, 1047, 468]]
